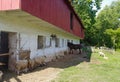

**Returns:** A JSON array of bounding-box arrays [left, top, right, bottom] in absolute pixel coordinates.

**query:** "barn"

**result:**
[[0, 0, 84, 71]]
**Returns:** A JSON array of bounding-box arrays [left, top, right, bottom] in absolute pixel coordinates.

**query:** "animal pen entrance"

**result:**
[[0, 31, 17, 70]]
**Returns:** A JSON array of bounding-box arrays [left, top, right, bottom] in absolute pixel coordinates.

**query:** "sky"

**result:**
[[97, 0, 118, 15]]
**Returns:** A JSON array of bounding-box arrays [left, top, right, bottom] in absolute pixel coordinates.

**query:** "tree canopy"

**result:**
[[72, 0, 120, 50], [95, 0, 120, 49], [72, 0, 103, 45]]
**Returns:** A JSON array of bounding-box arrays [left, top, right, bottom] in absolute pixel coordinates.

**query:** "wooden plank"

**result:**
[[0, 53, 9, 56]]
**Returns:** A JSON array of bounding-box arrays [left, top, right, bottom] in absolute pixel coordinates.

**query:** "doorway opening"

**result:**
[[0, 31, 17, 70]]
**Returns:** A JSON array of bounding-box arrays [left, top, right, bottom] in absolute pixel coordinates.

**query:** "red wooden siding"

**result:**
[[0, 0, 84, 38], [21, 0, 70, 31], [73, 16, 84, 39], [0, 0, 20, 11], [21, 0, 84, 38]]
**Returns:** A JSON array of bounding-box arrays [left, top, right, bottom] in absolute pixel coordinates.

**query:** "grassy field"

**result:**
[[52, 49, 120, 82]]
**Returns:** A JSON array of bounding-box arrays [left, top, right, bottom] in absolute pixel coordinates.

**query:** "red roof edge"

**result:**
[[64, 0, 85, 29]]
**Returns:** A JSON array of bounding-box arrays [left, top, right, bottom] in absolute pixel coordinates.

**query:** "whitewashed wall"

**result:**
[[19, 33, 69, 60], [0, 11, 81, 64]]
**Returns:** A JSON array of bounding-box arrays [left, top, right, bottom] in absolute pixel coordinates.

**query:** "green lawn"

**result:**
[[52, 50, 120, 82]]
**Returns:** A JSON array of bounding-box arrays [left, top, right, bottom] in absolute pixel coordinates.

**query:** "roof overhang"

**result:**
[[0, 10, 81, 39]]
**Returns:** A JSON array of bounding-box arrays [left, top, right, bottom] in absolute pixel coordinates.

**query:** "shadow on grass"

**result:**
[[2, 46, 92, 82]]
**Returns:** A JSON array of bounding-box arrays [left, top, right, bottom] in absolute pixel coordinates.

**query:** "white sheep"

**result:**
[[15, 60, 28, 75], [99, 51, 105, 57], [99, 51, 108, 60]]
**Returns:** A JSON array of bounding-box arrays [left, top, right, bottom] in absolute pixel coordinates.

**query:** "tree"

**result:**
[[105, 28, 120, 50], [72, 0, 103, 45], [95, 0, 120, 48]]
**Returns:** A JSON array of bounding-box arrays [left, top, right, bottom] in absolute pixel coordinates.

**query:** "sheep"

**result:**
[[28, 59, 35, 70], [51, 55, 57, 62], [99, 51, 105, 57], [15, 60, 28, 75], [34, 57, 42, 67], [40, 56, 47, 66], [99, 51, 108, 60], [34, 56, 46, 67]]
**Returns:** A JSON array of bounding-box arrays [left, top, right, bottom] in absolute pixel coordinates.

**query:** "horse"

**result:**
[[67, 42, 82, 54]]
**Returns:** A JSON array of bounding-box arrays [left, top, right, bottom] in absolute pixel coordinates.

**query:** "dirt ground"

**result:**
[[2, 52, 90, 82]]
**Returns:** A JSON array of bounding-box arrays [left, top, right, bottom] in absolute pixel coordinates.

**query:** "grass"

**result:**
[[52, 49, 120, 82]]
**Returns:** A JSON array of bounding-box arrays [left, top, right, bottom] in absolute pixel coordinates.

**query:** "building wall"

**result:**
[[0, 0, 84, 39], [0, 2, 83, 70], [0, 15, 80, 62], [0, 0, 20, 11], [73, 16, 85, 38], [21, 0, 84, 39]]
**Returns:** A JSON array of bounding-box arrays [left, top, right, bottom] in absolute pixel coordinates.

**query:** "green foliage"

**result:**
[[72, 0, 102, 45], [72, 0, 120, 49], [95, 0, 120, 49], [73, 0, 102, 28], [105, 28, 120, 50]]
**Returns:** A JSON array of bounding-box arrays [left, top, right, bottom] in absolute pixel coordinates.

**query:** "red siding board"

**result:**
[[0, 0, 1, 10], [50, 1, 53, 23], [0, 0, 20, 11], [73, 15, 82, 37], [11, 0, 20, 10], [1, 0, 11, 10]]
